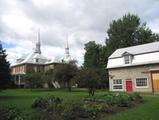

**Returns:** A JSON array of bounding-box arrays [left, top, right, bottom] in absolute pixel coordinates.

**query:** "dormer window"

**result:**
[[122, 52, 133, 64], [124, 55, 131, 64]]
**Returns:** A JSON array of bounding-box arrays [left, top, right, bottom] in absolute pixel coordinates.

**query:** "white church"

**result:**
[[11, 31, 75, 88]]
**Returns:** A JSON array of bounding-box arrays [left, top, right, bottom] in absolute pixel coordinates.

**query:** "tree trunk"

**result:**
[[68, 82, 72, 92]]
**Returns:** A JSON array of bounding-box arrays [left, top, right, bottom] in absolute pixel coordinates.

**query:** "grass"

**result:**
[[0, 89, 159, 120], [0, 88, 106, 108], [0, 88, 95, 119], [102, 95, 159, 120]]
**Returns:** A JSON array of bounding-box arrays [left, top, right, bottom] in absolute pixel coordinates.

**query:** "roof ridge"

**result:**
[[117, 41, 159, 50], [109, 41, 159, 58]]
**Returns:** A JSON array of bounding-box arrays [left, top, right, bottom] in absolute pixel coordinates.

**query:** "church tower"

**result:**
[[62, 36, 73, 63], [0, 40, 2, 50], [65, 39, 70, 59], [34, 30, 41, 54]]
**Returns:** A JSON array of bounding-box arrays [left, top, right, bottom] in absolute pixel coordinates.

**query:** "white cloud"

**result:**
[[0, 0, 159, 66], [2, 14, 34, 36]]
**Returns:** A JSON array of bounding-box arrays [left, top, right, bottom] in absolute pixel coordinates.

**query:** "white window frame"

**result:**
[[135, 77, 149, 88], [123, 55, 132, 64], [112, 79, 123, 91]]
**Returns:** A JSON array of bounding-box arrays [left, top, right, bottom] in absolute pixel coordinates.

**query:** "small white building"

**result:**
[[107, 41, 159, 93]]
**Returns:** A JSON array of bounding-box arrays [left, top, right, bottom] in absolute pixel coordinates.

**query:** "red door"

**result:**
[[126, 80, 133, 92]]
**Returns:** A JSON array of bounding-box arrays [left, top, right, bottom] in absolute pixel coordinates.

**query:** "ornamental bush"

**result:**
[[84, 92, 143, 107], [31, 93, 143, 120], [61, 104, 76, 120], [31, 96, 63, 110], [116, 94, 131, 107], [0, 107, 23, 120], [129, 92, 143, 102], [83, 102, 109, 119], [32, 97, 49, 109]]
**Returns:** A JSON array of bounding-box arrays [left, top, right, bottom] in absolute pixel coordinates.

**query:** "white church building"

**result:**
[[11, 31, 74, 88]]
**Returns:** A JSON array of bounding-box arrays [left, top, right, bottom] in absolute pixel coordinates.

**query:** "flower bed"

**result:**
[[0, 92, 143, 120], [30, 92, 143, 120]]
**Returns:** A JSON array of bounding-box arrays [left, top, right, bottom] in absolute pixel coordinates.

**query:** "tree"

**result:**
[[0, 41, 11, 89], [76, 68, 99, 96], [43, 69, 55, 88], [54, 62, 78, 92], [83, 13, 159, 90], [84, 41, 100, 68], [84, 41, 107, 68], [106, 13, 159, 56], [23, 72, 44, 88], [83, 41, 108, 88], [103, 13, 159, 88]]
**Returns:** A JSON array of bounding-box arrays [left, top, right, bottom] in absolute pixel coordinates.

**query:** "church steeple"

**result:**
[[0, 40, 2, 50], [62, 35, 73, 63], [34, 29, 41, 54], [65, 36, 70, 58]]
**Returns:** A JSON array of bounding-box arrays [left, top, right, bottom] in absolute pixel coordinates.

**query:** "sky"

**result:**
[[0, 0, 159, 65]]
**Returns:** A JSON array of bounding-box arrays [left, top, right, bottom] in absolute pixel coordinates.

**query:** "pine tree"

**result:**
[[0, 41, 11, 89]]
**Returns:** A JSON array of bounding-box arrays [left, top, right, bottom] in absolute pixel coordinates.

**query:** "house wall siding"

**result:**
[[11, 65, 26, 75], [44, 64, 55, 71], [109, 64, 159, 92], [44, 63, 64, 72]]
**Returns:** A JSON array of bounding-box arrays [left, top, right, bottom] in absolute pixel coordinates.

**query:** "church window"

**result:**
[[35, 59, 38, 63]]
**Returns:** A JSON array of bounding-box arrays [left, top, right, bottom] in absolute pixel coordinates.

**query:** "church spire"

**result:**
[[34, 29, 41, 54], [66, 35, 69, 49], [0, 40, 2, 50], [62, 35, 73, 63], [65, 35, 70, 58]]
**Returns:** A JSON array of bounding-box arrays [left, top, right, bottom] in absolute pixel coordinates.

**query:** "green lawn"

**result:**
[[0, 88, 107, 108], [0, 88, 94, 119], [0, 88, 91, 108], [102, 94, 159, 120], [0, 89, 159, 120]]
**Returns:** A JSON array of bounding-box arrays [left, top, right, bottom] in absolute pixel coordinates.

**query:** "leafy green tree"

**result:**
[[83, 41, 108, 88], [43, 69, 55, 88], [106, 13, 159, 56], [0, 41, 11, 89], [83, 13, 159, 90], [103, 13, 159, 88], [54, 62, 78, 92], [76, 68, 99, 96], [23, 72, 44, 88], [84, 41, 102, 68]]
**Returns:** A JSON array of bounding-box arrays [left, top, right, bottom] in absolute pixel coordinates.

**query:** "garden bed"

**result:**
[[0, 92, 143, 120]]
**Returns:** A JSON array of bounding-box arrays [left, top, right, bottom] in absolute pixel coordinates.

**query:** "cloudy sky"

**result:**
[[1, 0, 159, 65]]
